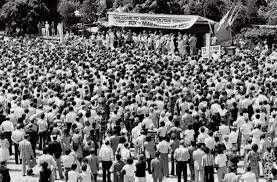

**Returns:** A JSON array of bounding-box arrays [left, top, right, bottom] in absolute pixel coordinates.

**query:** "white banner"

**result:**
[[108, 12, 200, 30], [202, 45, 221, 58]]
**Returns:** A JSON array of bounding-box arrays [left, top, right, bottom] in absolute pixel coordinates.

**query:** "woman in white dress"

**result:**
[[0, 134, 10, 165]]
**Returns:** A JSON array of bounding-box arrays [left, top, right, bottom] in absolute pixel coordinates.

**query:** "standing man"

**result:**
[[0, 118, 14, 154], [111, 154, 125, 182], [37, 147, 57, 182], [19, 134, 34, 176], [174, 140, 190, 182], [151, 152, 164, 182], [193, 143, 205, 182], [157, 137, 171, 177], [11, 124, 25, 164], [188, 140, 197, 182], [170, 133, 179, 176], [48, 135, 64, 180], [201, 147, 214, 182], [99, 140, 113, 182], [110, 130, 120, 156], [215, 148, 228, 182], [24, 120, 38, 158], [189, 34, 197, 56], [86, 148, 99, 182]]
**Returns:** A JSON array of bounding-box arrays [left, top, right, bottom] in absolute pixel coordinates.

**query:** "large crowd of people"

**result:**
[[0, 28, 277, 182]]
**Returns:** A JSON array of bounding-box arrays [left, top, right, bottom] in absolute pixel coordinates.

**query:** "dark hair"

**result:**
[[266, 146, 272, 152], [27, 168, 33, 176], [41, 162, 48, 169], [65, 149, 71, 155], [116, 154, 121, 160], [126, 157, 133, 164], [81, 164, 87, 172], [71, 163, 77, 170], [203, 147, 210, 154], [43, 147, 48, 154], [252, 144, 259, 152]]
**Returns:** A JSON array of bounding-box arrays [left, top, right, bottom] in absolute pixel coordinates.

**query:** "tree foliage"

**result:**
[[0, 0, 49, 33], [57, 0, 80, 29], [80, 0, 97, 23], [203, 0, 226, 22]]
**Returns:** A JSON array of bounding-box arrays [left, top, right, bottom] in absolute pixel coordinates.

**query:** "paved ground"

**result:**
[[7, 150, 268, 182]]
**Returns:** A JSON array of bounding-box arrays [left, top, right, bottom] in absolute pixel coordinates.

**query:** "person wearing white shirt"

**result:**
[[219, 123, 230, 137], [157, 121, 167, 139], [197, 127, 208, 144], [12, 125, 25, 164], [142, 114, 153, 129], [0, 119, 14, 154], [119, 143, 131, 162], [215, 149, 227, 182], [250, 125, 263, 145], [99, 140, 113, 182], [62, 149, 75, 181], [204, 131, 216, 151], [80, 165, 92, 182], [228, 128, 238, 147], [65, 107, 77, 130], [157, 138, 171, 177], [234, 112, 245, 128], [68, 164, 81, 182], [240, 119, 253, 146], [184, 124, 195, 145], [240, 166, 257, 182], [121, 158, 136, 182]]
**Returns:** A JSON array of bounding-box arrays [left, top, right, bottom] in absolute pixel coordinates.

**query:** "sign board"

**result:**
[[108, 12, 201, 30], [202, 45, 221, 59]]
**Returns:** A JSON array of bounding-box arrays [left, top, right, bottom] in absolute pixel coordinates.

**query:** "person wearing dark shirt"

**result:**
[[39, 162, 51, 182], [112, 154, 125, 182], [48, 135, 64, 180], [135, 155, 147, 182], [0, 161, 10, 182]]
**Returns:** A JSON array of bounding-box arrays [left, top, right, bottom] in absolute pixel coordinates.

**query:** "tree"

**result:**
[[203, 0, 226, 21], [0, 0, 49, 34], [44, 0, 60, 22], [259, 0, 277, 25], [80, 0, 97, 23], [57, 0, 80, 29], [232, 5, 250, 34], [184, 0, 204, 16]]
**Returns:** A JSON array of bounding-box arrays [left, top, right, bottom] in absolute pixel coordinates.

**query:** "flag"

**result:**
[[216, 8, 232, 32], [228, 5, 241, 26], [215, 6, 240, 46]]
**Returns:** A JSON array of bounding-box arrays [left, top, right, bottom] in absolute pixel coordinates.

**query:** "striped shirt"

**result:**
[[174, 146, 190, 162], [201, 153, 214, 167]]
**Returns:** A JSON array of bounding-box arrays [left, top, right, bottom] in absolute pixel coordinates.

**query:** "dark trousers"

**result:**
[[64, 167, 71, 182], [171, 152, 175, 175], [14, 143, 21, 164], [39, 130, 47, 150], [28, 132, 37, 157], [102, 161, 112, 182], [146, 158, 153, 174], [176, 161, 187, 182], [4, 132, 12, 154], [93, 173, 97, 182], [66, 122, 72, 131], [204, 166, 214, 182]]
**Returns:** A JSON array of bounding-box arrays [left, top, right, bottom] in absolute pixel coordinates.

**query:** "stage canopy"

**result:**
[[108, 12, 216, 30]]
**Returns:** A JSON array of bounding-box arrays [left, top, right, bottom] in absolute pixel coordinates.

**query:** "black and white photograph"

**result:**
[[0, 0, 277, 182]]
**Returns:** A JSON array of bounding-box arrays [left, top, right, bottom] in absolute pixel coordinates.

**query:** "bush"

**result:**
[[241, 27, 277, 45]]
